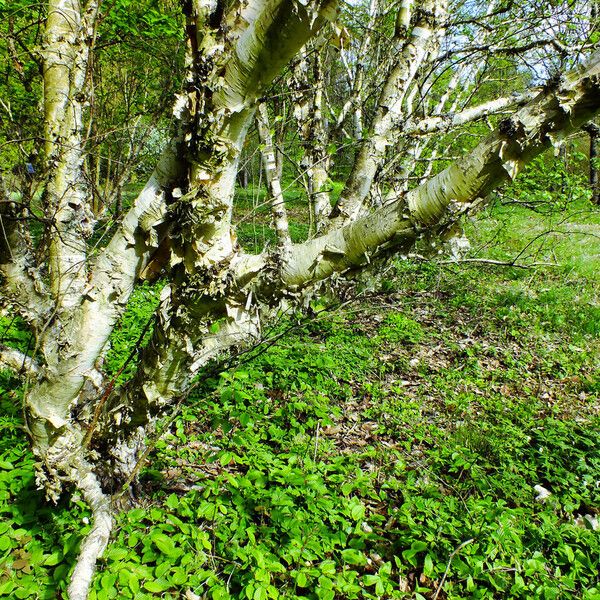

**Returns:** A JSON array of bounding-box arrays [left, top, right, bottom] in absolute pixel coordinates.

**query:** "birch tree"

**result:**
[[1, 0, 599, 597]]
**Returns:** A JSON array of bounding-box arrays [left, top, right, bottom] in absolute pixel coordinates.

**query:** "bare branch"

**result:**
[[435, 39, 598, 65], [438, 258, 560, 269], [404, 91, 537, 136]]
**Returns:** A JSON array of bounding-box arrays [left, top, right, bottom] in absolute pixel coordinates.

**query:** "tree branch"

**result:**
[[404, 91, 537, 136], [237, 51, 600, 292], [25, 0, 340, 471], [0, 344, 41, 376], [435, 39, 598, 65]]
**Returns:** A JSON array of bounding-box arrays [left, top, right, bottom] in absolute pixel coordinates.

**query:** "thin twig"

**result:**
[[83, 316, 154, 448], [432, 538, 475, 600], [438, 258, 560, 269]]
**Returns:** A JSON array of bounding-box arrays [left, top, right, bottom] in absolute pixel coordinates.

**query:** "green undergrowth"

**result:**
[[103, 281, 162, 384], [233, 181, 344, 253], [1, 192, 600, 598]]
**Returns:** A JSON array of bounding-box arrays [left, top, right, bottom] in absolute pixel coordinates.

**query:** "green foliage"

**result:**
[[103, 0, 183, 40], [508, 153, 592, 211], [377, 312, 424, 344], [0, 316, 33, 356], [0, 3, 44, 179], [104, 282, 163, 383], [0, 389, 87, 599], [1, 171, 599, 597]]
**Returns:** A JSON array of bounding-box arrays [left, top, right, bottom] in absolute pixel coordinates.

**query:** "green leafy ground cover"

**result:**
[[1, 174, 599, 598]]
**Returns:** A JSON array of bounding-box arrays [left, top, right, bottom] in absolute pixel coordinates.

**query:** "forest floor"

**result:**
[[0, 187, 599, 599]]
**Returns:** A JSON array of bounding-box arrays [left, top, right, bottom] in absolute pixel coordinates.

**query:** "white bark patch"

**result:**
[[447, 234, 471, 260], [534, 484, 552, 502], [67, 466, 112, 600], [499, 141, 521, 180]]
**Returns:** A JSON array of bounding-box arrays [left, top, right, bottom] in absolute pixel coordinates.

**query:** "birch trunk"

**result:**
[[86, 0, 338, 470], [43, 0, 97, 313], [586, 122, 599, 204], [330, 0, 446, 225], [291, 49, 332, 232], [257, 103, 292, 250]]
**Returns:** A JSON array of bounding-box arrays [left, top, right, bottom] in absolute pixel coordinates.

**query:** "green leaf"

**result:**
[[106, 547, 129, 561], [319, 560, 336, 576], [350, 503, 364, 521], [423, 553, 434, 577], [144, 578, 171, 593], [156, 560, 171, 578], [562, 545, 575, 563], [165, 493, 179, 510], [341, 549, 366, 566], [0, 581, 15, 596], [220, 452, 233, 466], [43, 551, 62, 565], [171, 568, 187, 586], [151, 532, 179, 558], [127, 574, 140, 594], [101, 573, 117, 590], [212, 587, 230, 600], [253, 586, 267, 600]]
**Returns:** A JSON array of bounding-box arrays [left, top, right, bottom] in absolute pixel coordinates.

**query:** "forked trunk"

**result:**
[[2, 2, 600, 598]]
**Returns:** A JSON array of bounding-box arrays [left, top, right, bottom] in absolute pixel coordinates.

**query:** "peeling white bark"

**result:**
[[95, 0, 341, 463], [331, 0, 446, 225], [66, 455, 112, 600], [0, 173, 50, 331], [257, 103, 292, 250], [44, 0, 98, 312], [27, 144, 183, 461], [405, 91, 537, 136], [0, 345, 41, 376]]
